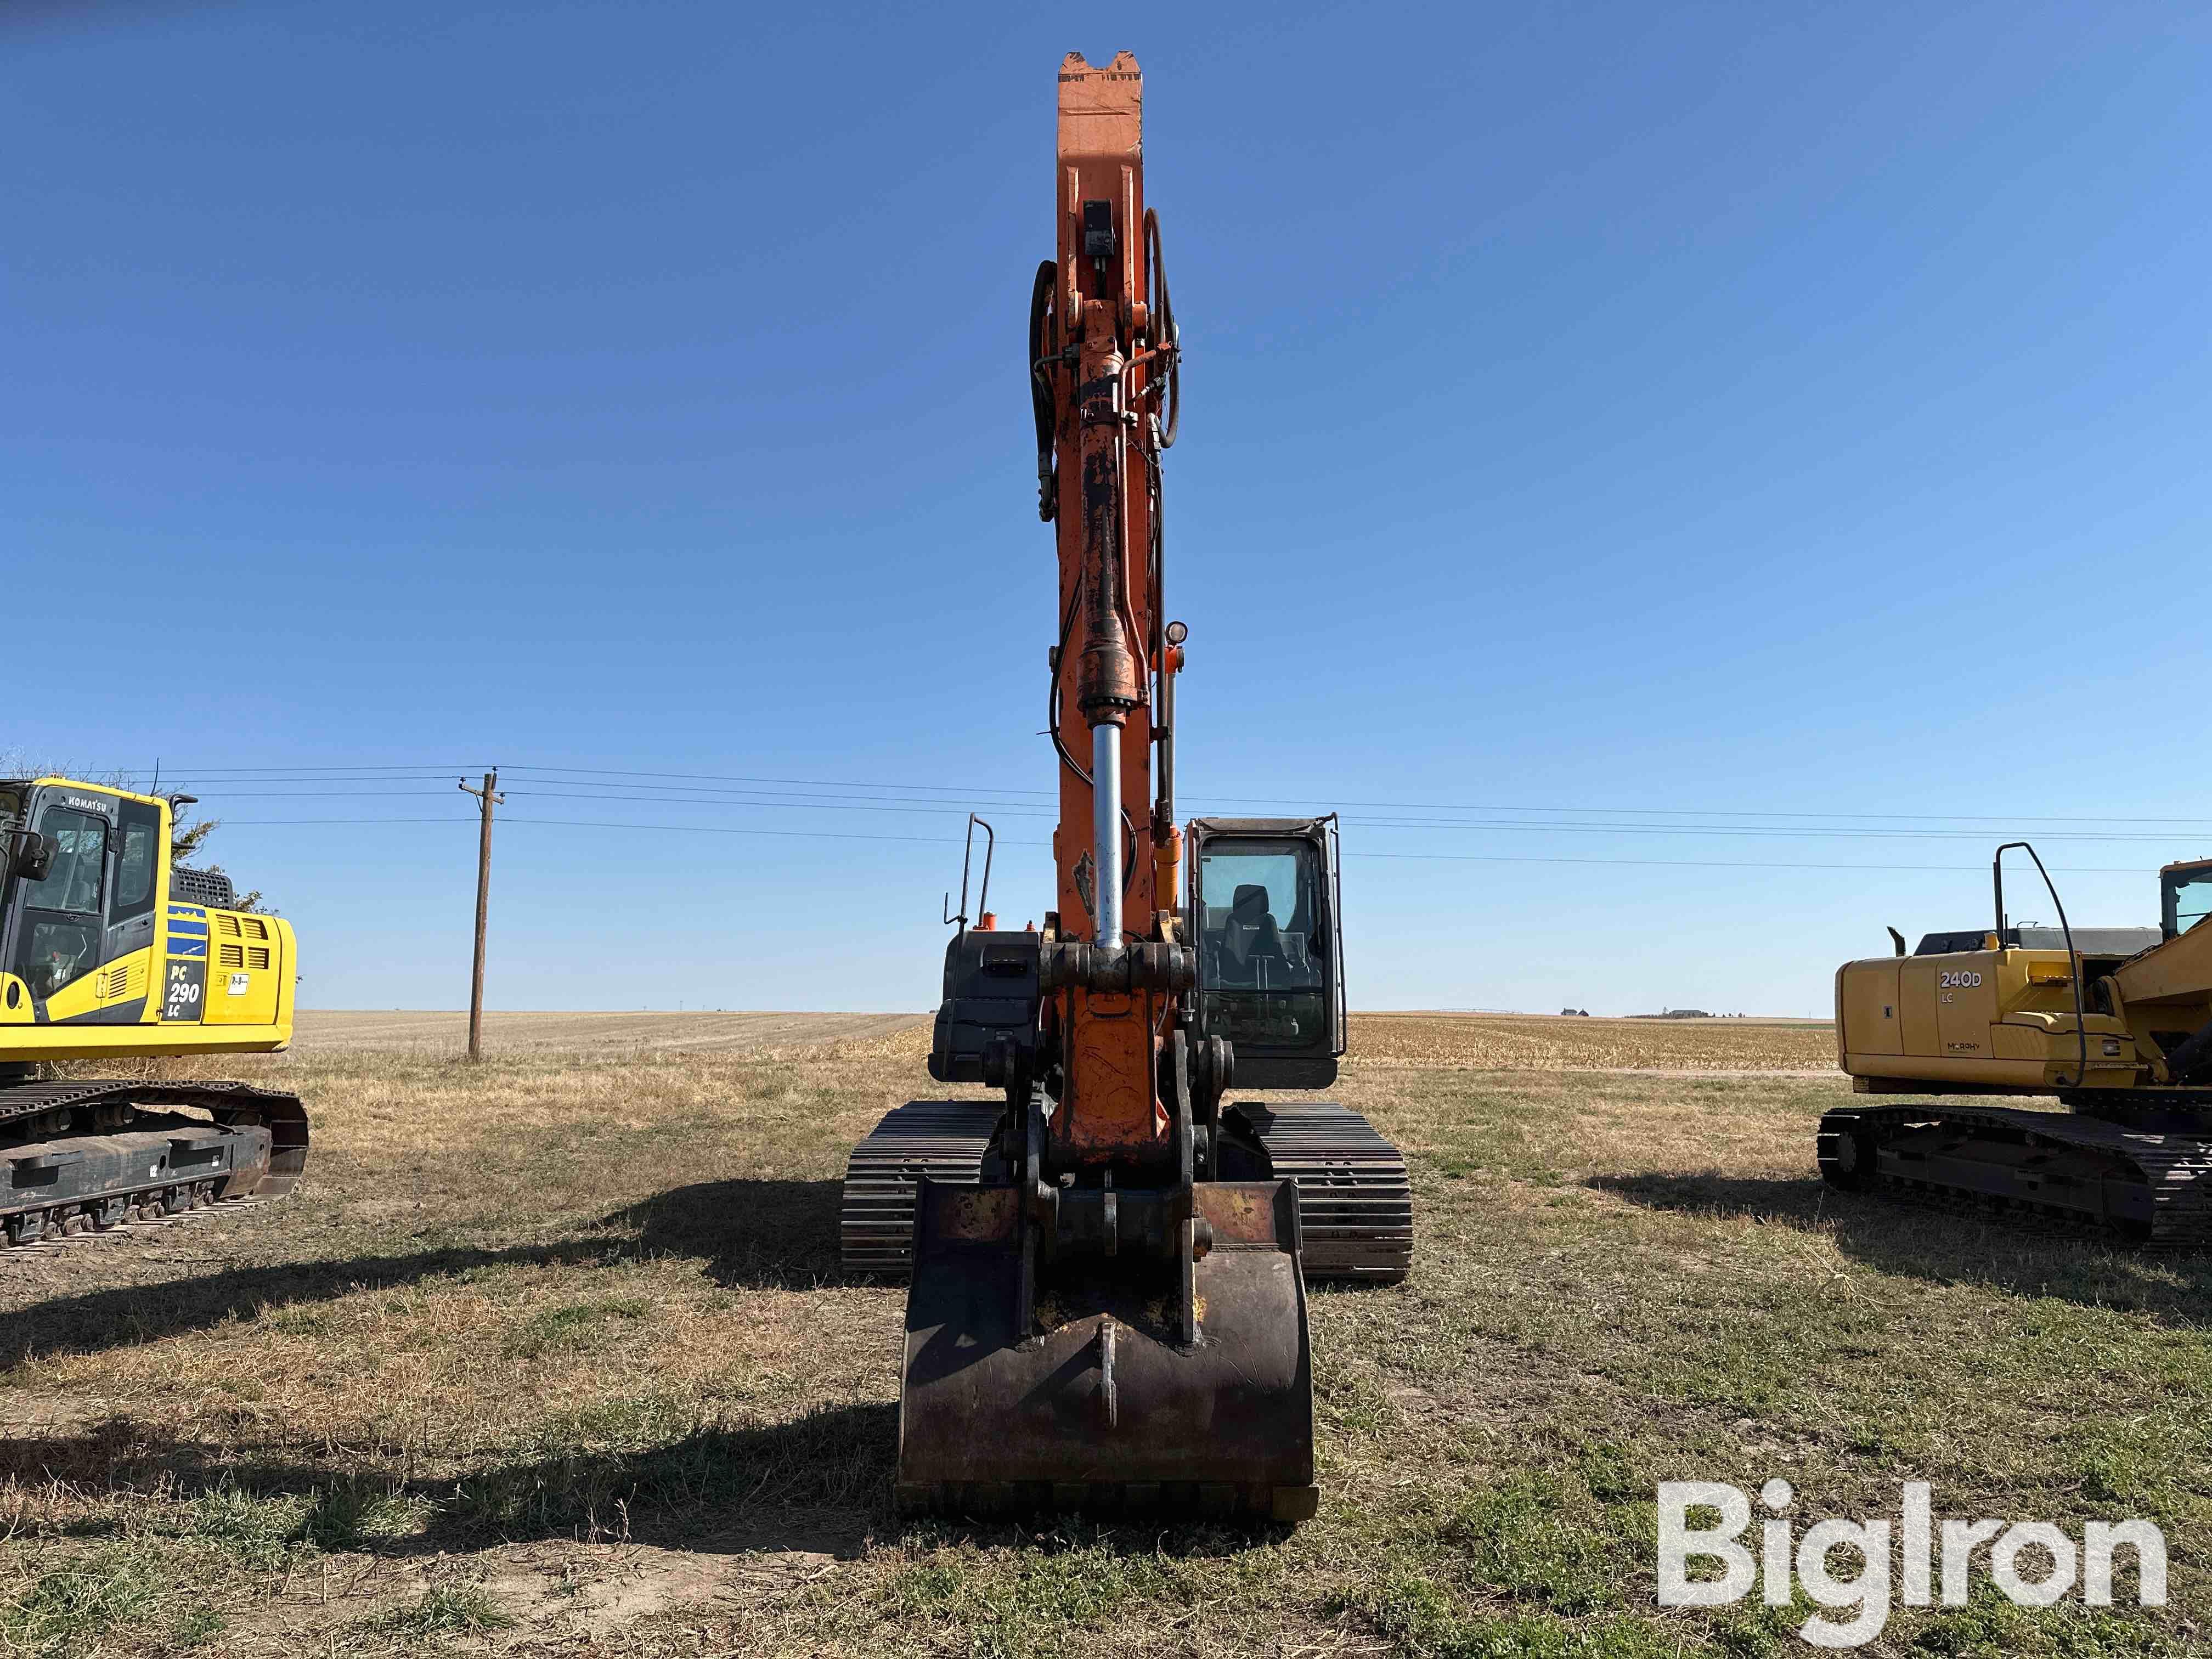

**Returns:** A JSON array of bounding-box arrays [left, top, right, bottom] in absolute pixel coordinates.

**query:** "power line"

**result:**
[[495, 766, 2212, 826], [169, 777, 2209, 840], [103, 759, 2212, 827], [1210, 797, 2212, 827], [1358, 851, 2145, 874], [210, 814, 2151, 874], [504, 764, 1052, 799], [220, 816, 1048, 847], [1334, 817, 2198, 844], [183, 787, 2207, 844], [126, 762, 1052, 799], [108, 765, 490, 780], [507, 817, 1049, 845], [154, 788, 1060, 819]]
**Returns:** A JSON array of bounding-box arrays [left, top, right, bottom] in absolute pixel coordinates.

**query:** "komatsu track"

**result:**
[[1819, 1102, 2212, 1246], [839, 1098, 1413, 1281], [0, 1079, 309, 1250]]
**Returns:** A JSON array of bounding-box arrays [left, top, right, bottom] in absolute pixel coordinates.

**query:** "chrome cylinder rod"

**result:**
[[1092, 723, 1122, 946]]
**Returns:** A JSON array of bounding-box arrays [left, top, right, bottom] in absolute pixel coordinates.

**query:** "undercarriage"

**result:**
[[0, 1077, 308, 1249], [1819, 1097, 2212, 1244]]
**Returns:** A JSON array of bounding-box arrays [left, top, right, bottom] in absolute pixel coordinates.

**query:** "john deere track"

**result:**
[[1819, 1102, 2212, 1246], [0, 1080, 308, 1249]]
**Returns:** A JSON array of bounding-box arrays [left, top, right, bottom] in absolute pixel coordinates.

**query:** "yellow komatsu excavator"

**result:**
[[1826, 843, 2212, 1241], [0, 776, 308, 1246]]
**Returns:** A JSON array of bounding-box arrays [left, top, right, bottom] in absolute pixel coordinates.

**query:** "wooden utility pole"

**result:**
[[458, 770, 504, 1062]]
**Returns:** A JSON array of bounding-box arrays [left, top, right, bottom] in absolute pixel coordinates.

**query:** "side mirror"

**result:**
[[7, 831, 54, 884]]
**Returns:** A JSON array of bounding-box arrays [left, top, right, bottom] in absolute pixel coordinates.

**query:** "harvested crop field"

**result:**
[[1352, 1012, 1836, 1073], [0, 1014, 2200, 1657], [287, 1009, 1831, 1071], [287, 1009, 930, 1056]]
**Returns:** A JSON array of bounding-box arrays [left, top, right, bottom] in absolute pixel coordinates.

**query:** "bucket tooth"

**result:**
[[896, 1178, 1316, 1520]]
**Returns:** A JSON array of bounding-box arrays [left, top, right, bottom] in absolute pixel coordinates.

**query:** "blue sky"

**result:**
[[8, 2, 2208, 1015]]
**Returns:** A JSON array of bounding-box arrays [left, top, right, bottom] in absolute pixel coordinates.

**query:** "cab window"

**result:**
[[2173, 871, 2212, 936], [1196, 838, 1329, 1050], [13, 806, 108, 997], [24, 921, 100, 998], [1197, 844, 1323, 990], [113, 802, 161, 923], [21, 808, 107, 916]]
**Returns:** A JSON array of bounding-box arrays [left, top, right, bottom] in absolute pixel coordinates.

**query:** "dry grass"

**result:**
[[284, 1009, 931, 1057], [1351, 1012, 1836, 1073], [0, 1014, 2200, 1657]]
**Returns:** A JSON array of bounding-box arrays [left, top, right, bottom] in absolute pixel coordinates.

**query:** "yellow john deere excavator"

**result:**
[[1826, 843, 2212, 1241], [837, 54, 1412, 1521], [0, 776, 308, 1246]]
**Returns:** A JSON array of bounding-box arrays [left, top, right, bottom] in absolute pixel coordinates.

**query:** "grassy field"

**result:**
[[0, 1014, 2202, 1657]]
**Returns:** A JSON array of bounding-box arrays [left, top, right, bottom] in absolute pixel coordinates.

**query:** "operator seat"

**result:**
[[1218, 884, 1287, 986]]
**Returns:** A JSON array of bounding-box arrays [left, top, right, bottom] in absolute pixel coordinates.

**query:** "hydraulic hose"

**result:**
[[1029, 259, 1060, 521], [1144, 209, 1178, 449]]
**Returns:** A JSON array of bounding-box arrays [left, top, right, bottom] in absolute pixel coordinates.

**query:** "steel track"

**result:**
[[839, 1099, 1006, 1274], [0, 1079, 309, 1250], [1818, 1103, 2212, 1246], [839, 1097, 1415, 1282], [0, 1078, 300, 1126], [1, 1192, 286, 1260], [1227, 1101, 1415, 1282]]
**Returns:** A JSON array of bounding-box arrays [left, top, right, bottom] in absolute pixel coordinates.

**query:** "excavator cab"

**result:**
[[1188, 817, 1346, 1087], [2160, 860, 2212, 941]]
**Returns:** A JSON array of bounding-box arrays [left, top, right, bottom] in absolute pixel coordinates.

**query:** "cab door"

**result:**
[[99, 798, 162, 1013], [1186, 816, 1346, 1087], [8, 795, 112, 1018]]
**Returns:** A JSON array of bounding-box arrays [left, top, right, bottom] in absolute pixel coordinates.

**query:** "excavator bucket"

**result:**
[[897, 1179, 1317, 1522]]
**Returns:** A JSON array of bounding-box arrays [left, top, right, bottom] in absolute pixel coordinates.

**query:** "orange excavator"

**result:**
[[839, 53, 1412, 1521]]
